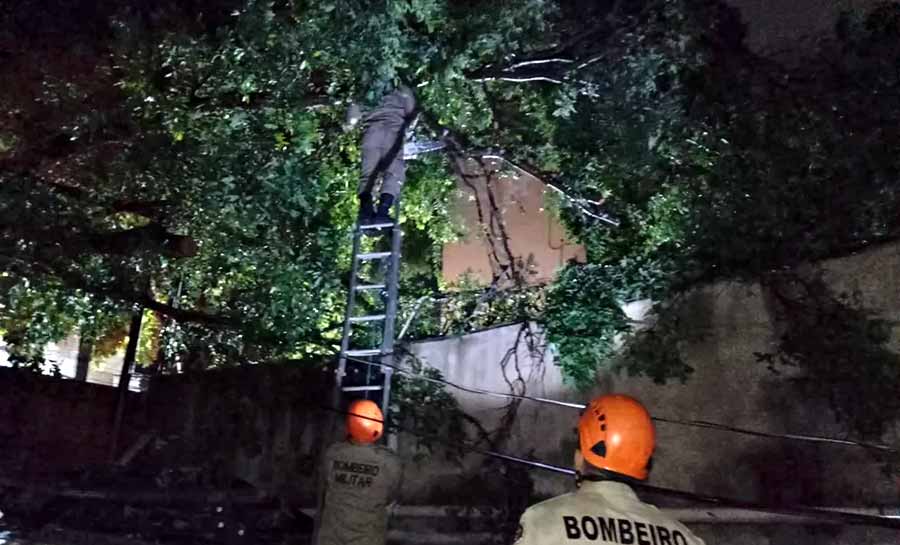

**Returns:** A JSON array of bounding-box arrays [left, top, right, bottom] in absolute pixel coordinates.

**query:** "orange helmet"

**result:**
[[578, 394, 655, 480], [346, 400, 384, 444]]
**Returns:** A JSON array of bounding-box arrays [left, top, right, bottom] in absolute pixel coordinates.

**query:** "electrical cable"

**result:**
[[343, 348, 585, 409], [347, 152, 890, 451], [327, 404, 900, 530], [650, 416, 897, 452], [333, 346, 898, 454], [478, 154, 620, 226]]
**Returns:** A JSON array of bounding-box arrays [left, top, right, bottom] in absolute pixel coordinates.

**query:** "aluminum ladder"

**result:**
[[335, 212, 403, 420], [333, 136, 444, 421]]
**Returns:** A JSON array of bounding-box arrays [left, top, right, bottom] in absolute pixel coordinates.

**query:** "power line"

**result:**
[[334, 347, 898, 454], [329, 404, 900, 530], [300, 336, 897, 453], [344, 347, 584, 409], [650, 417, 896, 452]]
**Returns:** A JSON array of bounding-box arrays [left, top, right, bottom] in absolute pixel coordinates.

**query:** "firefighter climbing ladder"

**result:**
[[334, 136, 445, 424], [334, 211, 403, 418]]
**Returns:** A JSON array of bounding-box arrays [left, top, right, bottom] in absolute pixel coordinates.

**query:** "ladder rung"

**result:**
[[342, 385, 385, 392], [344, 349, 383, 357], [355, 284, 386, 291], [349, 314, 386, 323], [357, 252, 392, 261], [359, 222, 395, 231]]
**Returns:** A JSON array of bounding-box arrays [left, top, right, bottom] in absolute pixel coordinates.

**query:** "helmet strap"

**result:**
[[580, 467, 640, 486]]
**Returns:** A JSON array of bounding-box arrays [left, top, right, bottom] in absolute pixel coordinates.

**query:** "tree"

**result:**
[[0, 0, 557, 363], [534, 1, 900, 435], [2, 0, 900, 436]]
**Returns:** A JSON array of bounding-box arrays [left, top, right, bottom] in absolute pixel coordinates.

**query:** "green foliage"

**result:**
[[0, 278, 84, 359], [390, 357, 468, 461], [397, 279, 545, 341], [617, 306, 695, 385], [537, 1, 900, 408], [4, 0, 900, 438], [544, 265, 630, 387], [2, 0, 474, 363]]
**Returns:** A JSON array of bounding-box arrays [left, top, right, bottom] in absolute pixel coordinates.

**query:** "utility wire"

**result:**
[[333, 347, 898, 454], [650, 416, 897, 452], [479, 154, 620, 226], [344, 347, 585, 409], [328, 405, 900, 530]]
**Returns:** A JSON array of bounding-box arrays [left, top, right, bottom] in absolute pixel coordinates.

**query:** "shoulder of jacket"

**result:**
[[324, 441, 352, 456], [522, 492, 578, 518], [369, 442, 393, 453], [372, 444, 400, 460]]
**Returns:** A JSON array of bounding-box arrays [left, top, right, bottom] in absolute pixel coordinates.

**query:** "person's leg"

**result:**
[[376, 151, 406, 220], [358, 191, 375, 221], [357, 142, 383, 221]]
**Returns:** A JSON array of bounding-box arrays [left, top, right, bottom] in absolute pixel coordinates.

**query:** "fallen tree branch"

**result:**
[[479, 155, 620, 226]]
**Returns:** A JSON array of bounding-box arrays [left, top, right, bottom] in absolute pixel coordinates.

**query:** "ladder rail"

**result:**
[[379, 204, 403, 415], [335, 230, 363, 399], [337, 203, 402, 433]]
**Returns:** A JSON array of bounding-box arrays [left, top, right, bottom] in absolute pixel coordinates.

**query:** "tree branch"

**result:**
[[2, 221, 198, 259], [413, 105, 619, 227], [0, 250, 237, 328], [139, 295, 237, 327], [466, 0, 643, 85], [478, 154, 620, 226]]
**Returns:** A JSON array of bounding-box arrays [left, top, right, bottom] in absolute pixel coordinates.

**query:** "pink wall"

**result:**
[[442, 168, 585, 286]]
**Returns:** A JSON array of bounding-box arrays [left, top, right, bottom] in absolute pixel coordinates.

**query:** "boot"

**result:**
[[358, 192, 375, 223], [372, 193, 394, 224]]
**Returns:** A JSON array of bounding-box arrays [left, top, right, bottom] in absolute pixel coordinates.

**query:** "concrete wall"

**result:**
[[401, 323, 575, 502], [0, 368, 140, 479], [0, 362, 334, 507], [402, 242, 900, 543], [145, 363, 335, 504]]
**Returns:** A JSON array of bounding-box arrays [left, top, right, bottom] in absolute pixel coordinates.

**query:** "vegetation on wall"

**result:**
[[758, 270, 900, 438]]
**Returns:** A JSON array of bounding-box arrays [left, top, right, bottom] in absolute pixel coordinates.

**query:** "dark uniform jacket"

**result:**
[[356, 86, 417, 198], [313, 440, 402, 545]]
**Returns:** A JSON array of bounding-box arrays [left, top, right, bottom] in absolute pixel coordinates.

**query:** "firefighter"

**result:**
[[515, 394, 706, 545], [313, 400, 402, 545], [346, 86, 418, 225]]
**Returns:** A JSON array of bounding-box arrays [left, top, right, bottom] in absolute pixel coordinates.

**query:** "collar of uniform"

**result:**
[[577, 480, 639, 500]]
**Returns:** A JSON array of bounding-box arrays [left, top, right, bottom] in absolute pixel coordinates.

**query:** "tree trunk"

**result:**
[[109, 309, 143, 462], [75, 334, 93, 382]]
